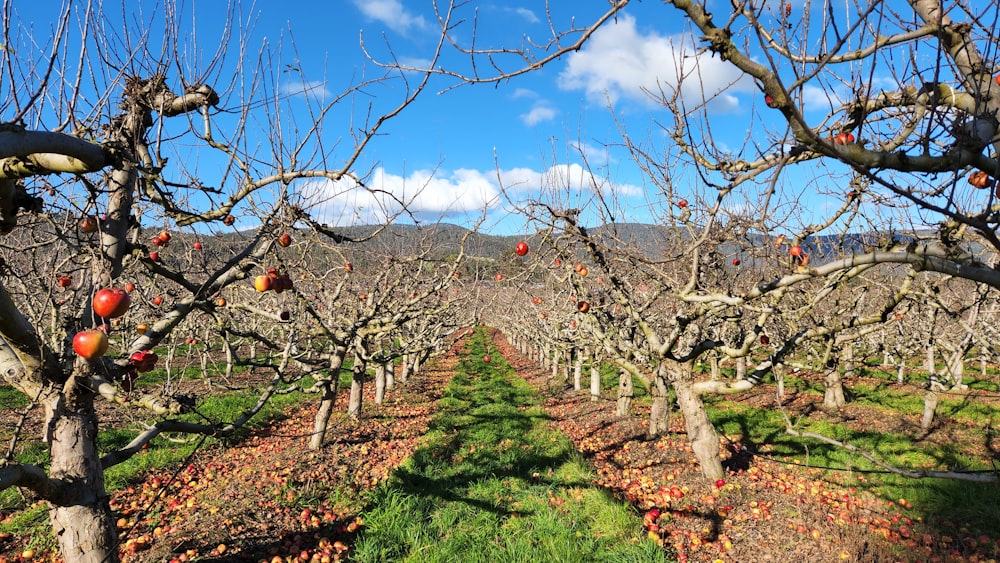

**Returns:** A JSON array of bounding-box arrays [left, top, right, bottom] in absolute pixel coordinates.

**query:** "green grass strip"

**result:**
[[351, 329, 671, 563]]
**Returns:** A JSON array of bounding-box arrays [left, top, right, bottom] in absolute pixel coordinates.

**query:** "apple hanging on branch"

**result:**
[[93, 287, 131, 318], [73, 329, 109, 359], [129, 350, 159, 373], [515, 241, 529, 256]]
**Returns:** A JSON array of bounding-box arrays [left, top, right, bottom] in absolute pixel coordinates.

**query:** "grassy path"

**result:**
[[350, 329, 669, 562]]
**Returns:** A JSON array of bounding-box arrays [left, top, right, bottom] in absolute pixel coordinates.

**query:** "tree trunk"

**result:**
[[310, 350, 345, 449], [573, 350, 583, 391], [647, 368, 670, 438], [775, 366, 785, 404], [615, 369, 633, 417], [921, 389, 939, 431], [948, 354, 967, 390], [46, 392, 118, 563], [842, 344, 855, 378], [822, 366, 846, 410], [348, 357, 366, 419], [673, 374, 724, 480], [551, 348, 560, 379], [709, 355, 720, 380], [374, 362, 387, 405], [735, 356, 746, 381], [400, 353, 412, 383], [590, 360, 601, 402], [385, 359, 395, 391]]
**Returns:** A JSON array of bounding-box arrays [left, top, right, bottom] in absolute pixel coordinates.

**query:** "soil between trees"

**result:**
[[1, 330, 998, 562]]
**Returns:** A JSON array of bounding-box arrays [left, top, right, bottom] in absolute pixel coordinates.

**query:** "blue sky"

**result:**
[[280, 0, 762, 234], [12, 1, 926, 236]]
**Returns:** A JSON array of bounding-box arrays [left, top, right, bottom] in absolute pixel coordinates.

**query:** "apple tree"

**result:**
[[0, 1, 451, 560]]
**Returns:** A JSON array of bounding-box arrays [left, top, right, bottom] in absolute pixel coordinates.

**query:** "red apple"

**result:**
[[345, 262, 353, 273], [73, 329, 109, 359], [124, 282, 136, 293], [130, 350, 158, 372], [215, 297, 227, 307], [495, 273, 503, 281], [277, 233, 292, 247], [578, 267, 588, 277], [193, 241, 203, 250], [254, 275, 272, 292], [223, 214, 236, 226], [80, 215, 99, 233], [760, 335, 770, 345], [149, 251, 159, 261], [554, 258, 562, 266], [57, 275, 72, 288], [358, 293, 367, 301], [515, 241, 529, 256], [152, 295, 163, 306], [677, 199, 688, 208], [789, 245, 803, 257], [732, 258, 741, 266], [482, 355, 491, 363], [764, 94, 779, 108], [833, 132, 855, 145], [93, 287, 131, 318]]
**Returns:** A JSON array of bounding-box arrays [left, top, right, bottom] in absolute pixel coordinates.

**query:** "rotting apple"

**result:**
[[80, 215, 99, 233], [277, 233, 292, 247]]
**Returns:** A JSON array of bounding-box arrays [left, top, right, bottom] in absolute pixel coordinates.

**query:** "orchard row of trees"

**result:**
[[3, 0, 1000, 561]]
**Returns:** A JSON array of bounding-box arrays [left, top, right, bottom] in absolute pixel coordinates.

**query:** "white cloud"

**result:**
[[511, 87, 538, 100], [350, 0, 429, 35], [558, 14, 753, 112], [300, 164, 643, 226], [499, 163, 642, 198], [300, 167, 500, 226], [520, 104, 556, 126], [280, 79, 331, 100], [512, 7, 539, 23]]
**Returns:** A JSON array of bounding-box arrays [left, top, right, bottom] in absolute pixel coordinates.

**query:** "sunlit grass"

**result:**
[[352, 328, 671, 563]]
